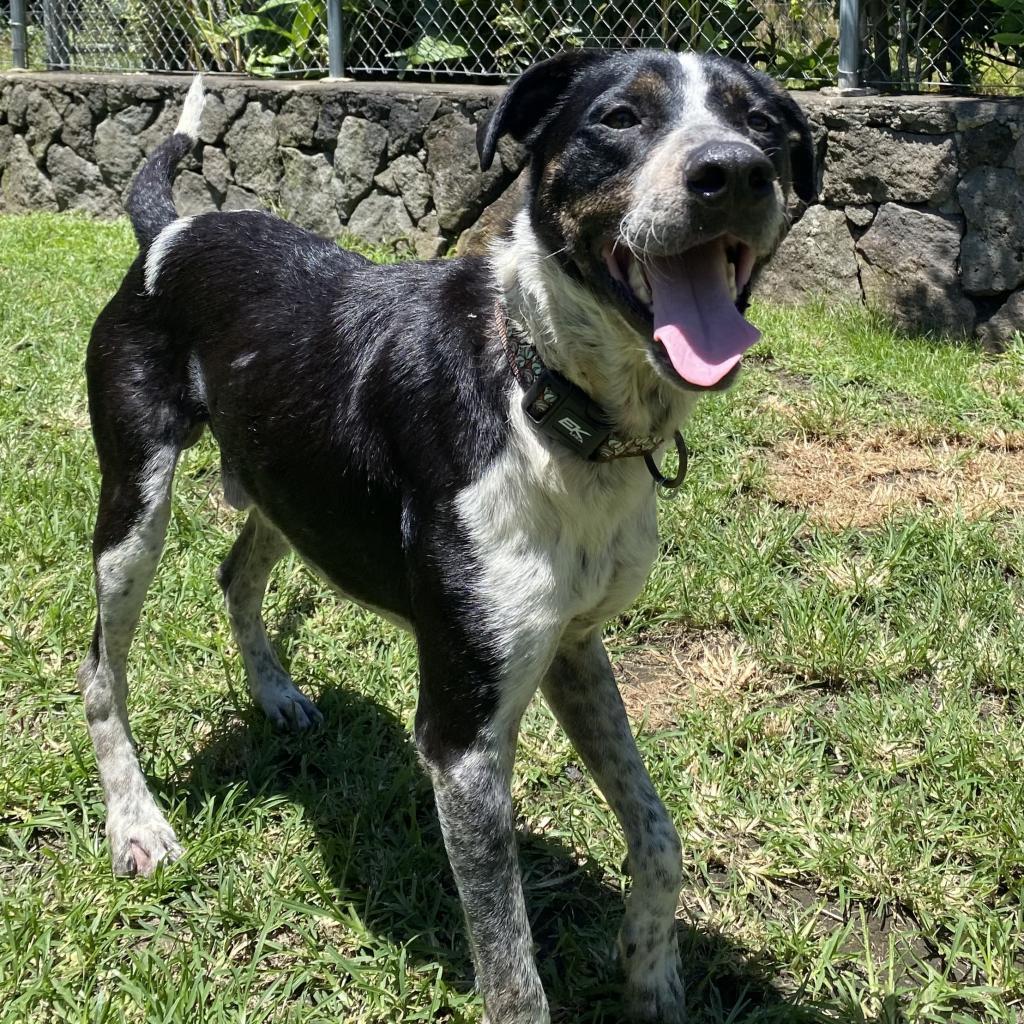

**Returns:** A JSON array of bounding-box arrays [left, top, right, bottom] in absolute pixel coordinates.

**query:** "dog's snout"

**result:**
[[685, 142, 775, 204]]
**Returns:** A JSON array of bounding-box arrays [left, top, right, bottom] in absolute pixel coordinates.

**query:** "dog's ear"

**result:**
[[477, 50, 612, 171], [776, 93, 817, 202]]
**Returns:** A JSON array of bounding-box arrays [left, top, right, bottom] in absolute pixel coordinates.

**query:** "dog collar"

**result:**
[[494, 301, 688, 492]]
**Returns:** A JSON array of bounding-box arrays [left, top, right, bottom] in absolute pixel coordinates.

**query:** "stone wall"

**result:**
[[758, 92, 1024, 346], [0, 73, 520, 260], [1, 73, 1022, 343]]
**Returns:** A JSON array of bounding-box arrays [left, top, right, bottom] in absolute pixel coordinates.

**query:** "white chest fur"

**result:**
[[456, 407, 660, 685]]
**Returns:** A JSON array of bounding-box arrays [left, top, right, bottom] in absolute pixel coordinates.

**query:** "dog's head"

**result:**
[[479, 50, 816, 393]]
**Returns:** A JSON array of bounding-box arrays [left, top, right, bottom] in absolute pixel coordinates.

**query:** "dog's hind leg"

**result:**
[[217, 510, 322, 730], [78, 443, 184, 877], [543, 633, 685, 1024]]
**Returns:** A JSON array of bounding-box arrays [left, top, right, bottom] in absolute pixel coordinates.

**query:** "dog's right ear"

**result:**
[[477, 50, 611, 171]]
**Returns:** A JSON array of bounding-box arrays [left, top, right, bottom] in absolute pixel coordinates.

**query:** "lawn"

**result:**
[[1, 211, 1023, 1024]]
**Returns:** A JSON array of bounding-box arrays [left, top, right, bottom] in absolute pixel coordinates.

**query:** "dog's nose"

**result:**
[[685, 142, 775, 204]]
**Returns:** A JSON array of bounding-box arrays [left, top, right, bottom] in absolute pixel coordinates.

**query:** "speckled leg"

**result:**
[[543, 633, 685, 1023], [414, 612, 553, 1024], [78, 446, 184, 877], [217, 510, 322, 730], [423, 737, 551, 1024]]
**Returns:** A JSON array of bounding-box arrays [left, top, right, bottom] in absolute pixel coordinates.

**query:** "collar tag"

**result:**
[[522, 368, 612, 460]]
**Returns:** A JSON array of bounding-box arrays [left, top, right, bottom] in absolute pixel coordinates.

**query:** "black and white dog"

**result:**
[[79, 50, 814, 1022]]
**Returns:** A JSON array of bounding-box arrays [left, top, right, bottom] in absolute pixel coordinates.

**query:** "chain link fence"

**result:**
[[2, 0, 1022, 92], [2, 0, 333, 76], [346, 1, 838, 84], [861, 1, 1024, 93]]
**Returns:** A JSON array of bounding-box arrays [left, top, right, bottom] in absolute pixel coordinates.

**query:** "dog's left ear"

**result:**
[[776, 93, 817, 202], [477, 50, 612, 171]]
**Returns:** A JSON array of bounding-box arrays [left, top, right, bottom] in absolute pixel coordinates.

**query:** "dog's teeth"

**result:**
[[721, 249, 738, 302], [627, 259, 651, 307]]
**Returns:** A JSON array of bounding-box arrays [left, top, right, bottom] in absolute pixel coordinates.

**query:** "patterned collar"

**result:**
[[494, 301, 688, 491]]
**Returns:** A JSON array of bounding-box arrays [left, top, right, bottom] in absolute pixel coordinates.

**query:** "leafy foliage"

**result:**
[[993, 0, 1024, 44], [122, 0, 841, 82], [862, 0, 1024, 92], [351, 0, 839, 83]]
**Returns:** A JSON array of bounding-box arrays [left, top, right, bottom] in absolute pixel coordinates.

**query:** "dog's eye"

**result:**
[[601, 106, 641, 130], [747, 111, 773, 133]]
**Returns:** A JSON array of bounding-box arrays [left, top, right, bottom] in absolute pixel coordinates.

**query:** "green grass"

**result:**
[[2, 211, 1023, 1024]]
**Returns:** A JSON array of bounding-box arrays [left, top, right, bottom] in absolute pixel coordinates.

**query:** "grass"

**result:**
[[1, 210, 1023, 1024]]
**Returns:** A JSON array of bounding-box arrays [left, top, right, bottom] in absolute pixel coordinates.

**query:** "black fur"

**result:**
[[125, 132, 195, 247], [476, 49, 614, 170], [88, 210, 511, 754]]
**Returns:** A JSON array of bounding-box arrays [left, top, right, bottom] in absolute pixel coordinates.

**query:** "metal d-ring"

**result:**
[[644, 432, 688, 497]]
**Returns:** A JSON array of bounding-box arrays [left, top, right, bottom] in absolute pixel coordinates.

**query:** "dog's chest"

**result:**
[[456, 445, 659, 647]]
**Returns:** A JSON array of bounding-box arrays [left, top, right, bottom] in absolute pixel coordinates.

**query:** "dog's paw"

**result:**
[[254, 675, 323, 731], [481, 1001, 551, 1024], [624, 968, 686, 1024], [109, 817, 183, 877], [622, 935, 686, 1023]]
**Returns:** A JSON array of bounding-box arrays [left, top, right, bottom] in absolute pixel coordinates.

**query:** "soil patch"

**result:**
[[766, 431, 1024, 528], [616, 629, 772, 729]]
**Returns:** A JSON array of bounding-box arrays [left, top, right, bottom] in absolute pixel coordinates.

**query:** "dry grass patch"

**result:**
[[766, 431, 1024, 528], [616, 629, 775, 729]]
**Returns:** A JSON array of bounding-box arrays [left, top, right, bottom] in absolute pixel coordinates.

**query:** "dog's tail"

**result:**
[[127, 75, 205, 250]]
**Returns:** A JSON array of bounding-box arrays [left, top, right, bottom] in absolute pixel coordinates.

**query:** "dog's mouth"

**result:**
[[601, 237, 759, 390]]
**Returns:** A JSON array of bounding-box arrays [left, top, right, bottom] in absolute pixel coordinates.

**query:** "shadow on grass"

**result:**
[[180, 680, 861, 1024]]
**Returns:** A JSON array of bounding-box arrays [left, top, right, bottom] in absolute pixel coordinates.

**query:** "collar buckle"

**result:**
[[522, 368, 612, 461]]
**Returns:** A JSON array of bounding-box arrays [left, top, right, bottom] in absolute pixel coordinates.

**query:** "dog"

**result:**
[[78, 49, 814, 1023]]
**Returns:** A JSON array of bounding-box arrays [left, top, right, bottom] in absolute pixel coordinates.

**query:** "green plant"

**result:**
[[864, 0, 1024, 92], [993, 0, 1024, 44], [393, 32, 468, 69], [491, 3, 585, 73], [346, 0, 836, 84], [190, 0, 327, 74]]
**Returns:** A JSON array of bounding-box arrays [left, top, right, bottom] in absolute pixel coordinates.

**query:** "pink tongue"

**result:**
[[648, 243, 760, 388]]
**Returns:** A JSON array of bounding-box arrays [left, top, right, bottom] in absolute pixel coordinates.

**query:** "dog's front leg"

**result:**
[[423, 737, 548, 1023], [543, 633, 685, 1023], [415, 637, 550, 1023]]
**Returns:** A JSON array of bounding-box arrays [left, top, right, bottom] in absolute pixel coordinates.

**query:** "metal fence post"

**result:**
[[42, 0, 70, 70], [327, 0, 345, 78], [838, 0, 861, 90], [11, 0, 28, 69]]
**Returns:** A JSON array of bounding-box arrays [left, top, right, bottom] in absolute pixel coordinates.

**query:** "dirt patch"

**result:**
[[754, 363, 817, 392], [766, 431, 1024, 528], [616, 629, 772, 729]]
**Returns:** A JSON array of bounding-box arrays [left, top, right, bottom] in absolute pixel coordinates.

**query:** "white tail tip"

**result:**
[[175, 74, 205, 142]]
